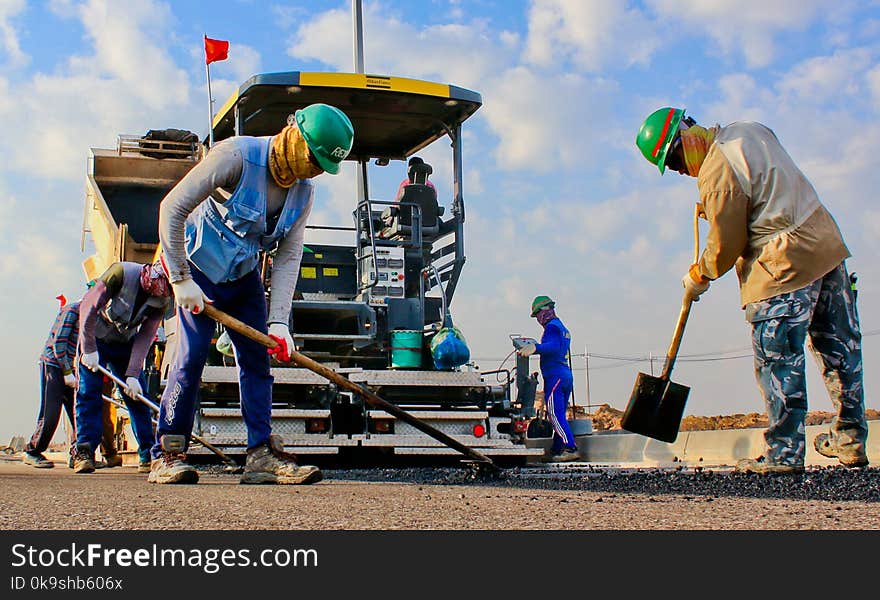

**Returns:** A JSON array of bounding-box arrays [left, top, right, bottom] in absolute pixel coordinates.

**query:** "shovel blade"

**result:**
[[621, 372, 690, 443]]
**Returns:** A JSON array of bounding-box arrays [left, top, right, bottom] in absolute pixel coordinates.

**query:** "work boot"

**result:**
[[138, 459, 152, 474], [67, 447, 75, 469], [147, 435, 199, 484], [813, 433, 868, 467], [241, 434, 322, 485], [101, 453, 124, 468], [550, 448, 581, 463], [735, 456, 804, 474], [22, 451, 54, 469], [73, 444, 96, 474]]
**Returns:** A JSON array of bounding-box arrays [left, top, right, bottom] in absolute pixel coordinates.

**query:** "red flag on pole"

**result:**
[[204, 36, 229, 65]]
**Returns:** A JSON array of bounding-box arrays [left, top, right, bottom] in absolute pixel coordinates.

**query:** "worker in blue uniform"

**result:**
[[517, 296, 579, 462]]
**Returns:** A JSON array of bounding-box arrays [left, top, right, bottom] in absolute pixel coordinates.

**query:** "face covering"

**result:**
[[140, 261, 171, 297], [536, 307, 557, 327], [269, 124, 323, 188], [679, 123, 720, 177]]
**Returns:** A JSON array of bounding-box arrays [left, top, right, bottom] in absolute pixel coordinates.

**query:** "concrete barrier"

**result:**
[[580, 420, 880, 467]]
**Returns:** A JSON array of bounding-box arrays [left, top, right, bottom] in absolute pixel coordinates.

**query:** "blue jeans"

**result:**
[[75, 339, 154, 463], [544, 371, 576, 454], [152, 265, 273, 458]]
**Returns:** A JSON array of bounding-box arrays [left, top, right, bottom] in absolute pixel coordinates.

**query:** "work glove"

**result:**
[[267, 323, 294, 363], [124, 376, 143, 400], [516, 343, 537, 357], [171, 277, 212, 314], [80, 351, 100, 372], [63, 372, 76, 388], [682, 263, 710, 302]]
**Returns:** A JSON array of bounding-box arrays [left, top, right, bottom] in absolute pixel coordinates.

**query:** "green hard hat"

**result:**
[[636, 107, 685, 174], [294, 103, 354, 175], [530, 295, 555, 317]]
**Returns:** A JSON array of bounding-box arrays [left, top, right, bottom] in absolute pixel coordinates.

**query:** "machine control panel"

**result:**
[[363, 246, 405, 302]]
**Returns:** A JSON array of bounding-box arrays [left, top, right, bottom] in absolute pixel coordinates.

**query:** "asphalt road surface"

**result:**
[[2, 458, 880, 530]]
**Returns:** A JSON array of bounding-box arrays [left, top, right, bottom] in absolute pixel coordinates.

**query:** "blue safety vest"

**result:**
[[184, 136, 313, 284]]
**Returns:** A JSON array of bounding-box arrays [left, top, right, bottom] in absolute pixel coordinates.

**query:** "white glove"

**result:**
[[80, 351, 100, 372], [63, 373, 76, 388], [124, 376, 143, 400], [517, 343, 537, 357], [682, 265, 710, 302], [267, 323, 295, 362], [172, 277, 211, 314]]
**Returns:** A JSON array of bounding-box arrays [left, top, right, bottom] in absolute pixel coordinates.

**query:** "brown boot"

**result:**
[[147, 435, 199, 484], [241, 435, 322, 485], [73, 444, 96, 474], [814, 433, 868, 467], [735, 456, 804, 474]]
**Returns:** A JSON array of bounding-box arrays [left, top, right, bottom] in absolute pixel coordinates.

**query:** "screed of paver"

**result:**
[[2, 461, 879, 530]]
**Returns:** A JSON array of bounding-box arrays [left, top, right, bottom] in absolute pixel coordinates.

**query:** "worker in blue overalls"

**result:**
[[517, 295, 579, 462], [152, 103, 354, 485]]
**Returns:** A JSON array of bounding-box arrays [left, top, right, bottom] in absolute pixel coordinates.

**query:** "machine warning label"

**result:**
[[323, 268, 339, 277], [301, 267, 317, 279]]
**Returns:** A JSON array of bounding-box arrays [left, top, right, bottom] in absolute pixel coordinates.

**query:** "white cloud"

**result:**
[[0, 0, 200, 181], [867, 63, 880, 109], [777, 48, 874, 105], [0, 0, 27, 69], [647, 0, 853, 68], [523, 0, 660, 71], [481, 66, 619, 172], [286, 4, 507, 89]]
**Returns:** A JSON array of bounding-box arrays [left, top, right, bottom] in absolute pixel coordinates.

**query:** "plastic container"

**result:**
[[390, 330, 423, 368]]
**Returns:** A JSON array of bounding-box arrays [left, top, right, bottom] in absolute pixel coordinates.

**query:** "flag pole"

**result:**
[[204, 34, 215, 147]]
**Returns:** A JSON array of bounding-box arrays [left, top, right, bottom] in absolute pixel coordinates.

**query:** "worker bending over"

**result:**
[[518, 296, 579, 462], [154, 103, 354, 485], [74, 261, 172, 473], [636, 107, 868, 473]]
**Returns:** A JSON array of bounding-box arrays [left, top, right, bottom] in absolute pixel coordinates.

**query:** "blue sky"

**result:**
[[1, 0, 879, 442]]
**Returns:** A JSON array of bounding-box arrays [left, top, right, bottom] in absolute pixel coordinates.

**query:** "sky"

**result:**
[[0, 0, 878, 443]]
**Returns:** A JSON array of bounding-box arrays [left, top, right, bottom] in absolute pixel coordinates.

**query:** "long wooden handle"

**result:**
[[661, 203, 702, 380], [202, 305, 498, 468], [95, 363, 237, 466]]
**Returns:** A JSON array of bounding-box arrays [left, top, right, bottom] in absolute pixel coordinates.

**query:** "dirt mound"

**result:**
[[582, 403, 880, 432]]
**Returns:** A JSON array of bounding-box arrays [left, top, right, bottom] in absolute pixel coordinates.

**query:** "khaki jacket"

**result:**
[[695, 122, 850, 307]]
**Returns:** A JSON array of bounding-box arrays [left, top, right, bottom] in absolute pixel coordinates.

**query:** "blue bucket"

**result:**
[[390, 330, 423, 369]]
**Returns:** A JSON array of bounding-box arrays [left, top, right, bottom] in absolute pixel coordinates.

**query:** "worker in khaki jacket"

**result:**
[[636, 107, 868, 474], [153, 103, 353, 485]]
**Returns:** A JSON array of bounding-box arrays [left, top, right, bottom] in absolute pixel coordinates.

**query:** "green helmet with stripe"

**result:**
[[636, 107, 685, 174], [294, 103, 354, 175], [530, 295, 555, 317]]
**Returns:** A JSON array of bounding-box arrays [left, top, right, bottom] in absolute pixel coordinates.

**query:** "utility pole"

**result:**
[[584, 345, 592, 413]]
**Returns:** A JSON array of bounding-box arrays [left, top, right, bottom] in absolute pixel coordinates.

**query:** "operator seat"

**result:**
[[381, 160, 443, 240]]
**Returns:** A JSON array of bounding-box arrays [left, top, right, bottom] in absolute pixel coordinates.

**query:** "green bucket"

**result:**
[[390, 330, 423, 369]]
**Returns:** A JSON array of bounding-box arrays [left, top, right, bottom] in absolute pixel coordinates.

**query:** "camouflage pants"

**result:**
[[746, 262, 867, 466]]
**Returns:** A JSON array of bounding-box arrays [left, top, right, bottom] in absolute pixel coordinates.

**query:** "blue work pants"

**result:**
[[153, 266, 272, 457], [75, 339, 154, 463], [544, 371, 576, 454]]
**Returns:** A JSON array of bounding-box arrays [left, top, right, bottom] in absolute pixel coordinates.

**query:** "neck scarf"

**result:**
[[140, 261, 171, 297], [680, 123, 720, 177], [269, 125, 323, 188], [536, 308, 557, 327]]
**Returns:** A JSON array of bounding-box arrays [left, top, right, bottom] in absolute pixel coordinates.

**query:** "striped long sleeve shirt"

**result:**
[[40, 302, 81, 374]]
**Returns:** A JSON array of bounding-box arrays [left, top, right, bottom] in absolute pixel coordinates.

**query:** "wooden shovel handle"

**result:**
[[661, 203, 702, 380], [201, 304, 498, 468]]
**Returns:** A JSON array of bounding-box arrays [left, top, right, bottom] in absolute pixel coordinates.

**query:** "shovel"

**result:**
[[621, 203, 703, 443]]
